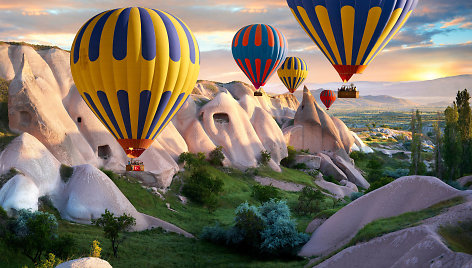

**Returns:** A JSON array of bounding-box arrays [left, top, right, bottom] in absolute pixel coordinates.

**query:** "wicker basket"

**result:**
[[337, 91, 359, 98]]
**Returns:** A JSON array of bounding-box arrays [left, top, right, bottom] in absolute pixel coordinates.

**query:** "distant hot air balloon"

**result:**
[[277, 56, 308, 94], [232, 24, 288, 96], [71, 7, 200, 158], [286, 0, 418, 82], [320, 90, 336, 110]]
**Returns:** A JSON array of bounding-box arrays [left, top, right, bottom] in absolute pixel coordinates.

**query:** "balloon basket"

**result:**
[[126, 159, 144, 172], [254, 91, 263, 96], [337, 91, 359, 98]]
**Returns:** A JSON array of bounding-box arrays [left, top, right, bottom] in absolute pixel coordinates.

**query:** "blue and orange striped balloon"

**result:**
[[287, 0, 418, 82], [320, 89, 336, 110], [277, 56, 308, 94], [232, 24, 288, 90], [70, 7, 200, 158]]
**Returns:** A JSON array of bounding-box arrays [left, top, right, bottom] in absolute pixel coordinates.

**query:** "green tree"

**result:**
[[181, 166, 224, 212], [433, 112, 443, 178], [410, 110, 425, 175], [92, 209, 136, 258], [455, 89, 472, 175], [443, 105, 462, 180], [295, 187, 325, 215]]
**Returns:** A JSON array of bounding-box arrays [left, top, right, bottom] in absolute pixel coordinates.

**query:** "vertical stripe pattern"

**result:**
[[320, 89, 336, 110], [71, 7, 200, 158], [287, 0, 417, 82], [277, 56, 308, 93], [232, 24, 288, 89]]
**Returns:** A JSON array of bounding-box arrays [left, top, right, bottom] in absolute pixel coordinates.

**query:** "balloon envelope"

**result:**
[[320, 90, 336, 110], [232, 24, 288, 90], [71, 7, 200, 158], [277, 56, 308, 94], [286, 0, 418, 82]]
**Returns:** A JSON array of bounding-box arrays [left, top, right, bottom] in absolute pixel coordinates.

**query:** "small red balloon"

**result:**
[[320, 90, 336, 110]]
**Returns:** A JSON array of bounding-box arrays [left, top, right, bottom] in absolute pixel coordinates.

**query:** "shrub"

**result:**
[[92, 209, 136, 258], [446, 180, 466, 190], [295, 186, 325, 215], [59, 164, 74, 183], [259, 150, 271, 166], [292, 163, 307, 170], [350, 151, 366, 162], [383, 169, 409, 178], [178, 151, 206, 169], [201, 200, 308, 257], [209, 146, 225, 166], [182, 166, 224, 212], [36, 253, 62, 268], [6, 209, 73, 264], [90, 240, 102, 258], [0, 168, 20, 188], [280, 146, 296, 168], [100, 168, 119, 180], [350, 192, 364, 201], [307, 169, 320, 178], [366, 177, 395, 193], [252, 184, 281, 204], [323, 175, 340, 185]]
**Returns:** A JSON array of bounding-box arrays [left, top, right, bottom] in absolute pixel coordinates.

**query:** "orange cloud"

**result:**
[[21, 9, 49, 16], [441, 17, 466, 28]]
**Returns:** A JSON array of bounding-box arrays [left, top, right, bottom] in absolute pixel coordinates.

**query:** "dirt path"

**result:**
[[254, 176, 305, 192]]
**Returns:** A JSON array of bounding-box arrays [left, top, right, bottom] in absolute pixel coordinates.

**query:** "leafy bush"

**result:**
[[323, 175, 340, 185], [366, 177, 395, 193], [6, 209, 74, 263], [307, 169, 320, 178], [259, 150, 271, 166], [252, 184, 281, 204], [178, 151, 206, 169], [383, 169, 409, 178], [446, 180, 466, 190], [182, 166, 224, 212], [36, 253, 62, 268], [92, 209, 136, 257], [292, 163, 307, 170], [295, 186, 324, 215], [60, 164, 74, 183], [90, 240, 102, 258], [280, 146, 296, 168], [201, 200, 308, 257], [209, 146, 225, 166], [350, 192, 364, 201], [350, 151, 367, 162]]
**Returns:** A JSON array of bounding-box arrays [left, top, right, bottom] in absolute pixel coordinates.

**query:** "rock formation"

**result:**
[[56, 257, 112, 268], [0, 133, 192, 237], [300, 176, 462, 257]]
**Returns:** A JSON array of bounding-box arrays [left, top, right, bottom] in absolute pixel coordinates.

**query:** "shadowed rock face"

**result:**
[[300, 176, 461, 258], [284, 86, 350, 154]]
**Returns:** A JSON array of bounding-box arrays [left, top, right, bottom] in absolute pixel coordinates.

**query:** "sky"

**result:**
[[0, 0, 471, 86]]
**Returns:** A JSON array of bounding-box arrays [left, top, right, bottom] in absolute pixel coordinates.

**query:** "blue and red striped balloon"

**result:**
[[320, 90, 336, 110], [232, 24, 288, 90]]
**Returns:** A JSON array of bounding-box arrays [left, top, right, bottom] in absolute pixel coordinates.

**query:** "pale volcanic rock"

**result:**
[[239, 94, 288, 164], [157, 122, 188, 161], [0, 133, 61, 198], [351, 131, 374, 154], [314, 178, 356, 199], [284, 87, 344, 154], [0, 174, 40, 213], [316, 153, 348, 182], [294, 154, 321, 169], [8, 54, 97, 166], [331, 116, 355, 153], [199, 92, 278, 169], [271, 93, 299, 111], [332, 155, 370, 189], [0, 44, 15, 80], [56, 257, 112, 268], [299, 176, 461, 258]]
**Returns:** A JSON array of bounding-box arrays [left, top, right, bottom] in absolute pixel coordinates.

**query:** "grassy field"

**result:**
[[0, 165, 347, 267], [438, 220, 472, 255]]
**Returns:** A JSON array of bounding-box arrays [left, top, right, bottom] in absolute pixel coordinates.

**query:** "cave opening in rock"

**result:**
[[213, 113, 229, 124], [19, 111, 32, 127], [98, 145, 111, 160], [77, 117, 82, 123]]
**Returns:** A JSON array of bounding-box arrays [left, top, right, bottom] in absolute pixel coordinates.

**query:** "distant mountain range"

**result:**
[[266, 75, 472, 107], [292, 89, 420, 110]]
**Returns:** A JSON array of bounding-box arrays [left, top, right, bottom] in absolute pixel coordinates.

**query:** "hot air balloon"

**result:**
[[232, 24, 288, 96], [286, 0, 418, 82], [277, 56, 308, 94], [71, 7, 200, 159], [320, 90, 336, 110]]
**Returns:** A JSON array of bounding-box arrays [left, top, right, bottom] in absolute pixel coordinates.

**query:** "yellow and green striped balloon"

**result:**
[[277, 56, 308, 94], [71, 7, 200, 158]]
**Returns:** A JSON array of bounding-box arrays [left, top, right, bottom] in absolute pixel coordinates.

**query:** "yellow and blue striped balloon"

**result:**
[[277, 56, 308, 93], [71, 7, 200, 158], [287, 0, 418, 82]]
